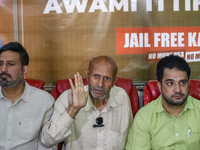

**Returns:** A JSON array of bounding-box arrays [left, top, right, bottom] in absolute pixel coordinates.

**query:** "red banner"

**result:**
[[116, 26, 200, 55]]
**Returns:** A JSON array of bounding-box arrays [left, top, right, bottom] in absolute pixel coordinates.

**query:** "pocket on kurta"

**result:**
[[14, 119, 39, 140], [187, 134, 200, 150], [108, 130, 125, 150]]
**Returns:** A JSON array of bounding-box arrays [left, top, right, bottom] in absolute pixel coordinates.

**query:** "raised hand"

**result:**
[[67, 72, 88, 118]]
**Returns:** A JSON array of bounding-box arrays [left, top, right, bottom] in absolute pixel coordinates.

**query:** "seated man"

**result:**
[[0, 42, 56, 150], [41, 55, 133, 150], [125, 55, 200, 150]]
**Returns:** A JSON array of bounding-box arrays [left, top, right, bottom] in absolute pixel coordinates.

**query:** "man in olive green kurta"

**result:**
[[126, 55, 200, 150]]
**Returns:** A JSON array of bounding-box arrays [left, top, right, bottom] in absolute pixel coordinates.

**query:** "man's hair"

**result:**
[[0, 42, 29, 66], [88, 55, 118, 78], [156, 55, 191, 83]]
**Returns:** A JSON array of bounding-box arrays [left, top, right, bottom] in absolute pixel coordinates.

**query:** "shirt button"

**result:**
[[176, 133, 178, 136]]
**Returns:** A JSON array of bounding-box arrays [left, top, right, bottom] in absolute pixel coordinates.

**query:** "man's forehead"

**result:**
[[0, 51, 20, 61], [163, 68, 187, 74], [163, 68, 188, 81], [90, 63, 114, 76]]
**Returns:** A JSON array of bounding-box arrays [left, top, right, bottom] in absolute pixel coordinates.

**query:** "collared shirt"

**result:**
[[0, 82, 56, 150], [125, 95, 200, 150], [41, 85, 133, 150]]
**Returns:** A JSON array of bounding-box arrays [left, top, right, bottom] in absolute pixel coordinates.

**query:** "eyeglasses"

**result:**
[[93, 117, 104, 128]]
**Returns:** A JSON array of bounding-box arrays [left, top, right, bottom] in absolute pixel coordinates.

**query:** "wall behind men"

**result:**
[[0, 0, 200, 85]]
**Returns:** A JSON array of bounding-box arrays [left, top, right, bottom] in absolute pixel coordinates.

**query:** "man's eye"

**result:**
[[8, 63, 15, 66], [180, 81, 187, 85], [167, 82, 173, 86], [104, 77, 111, 81], [93, 74, 99, 78]]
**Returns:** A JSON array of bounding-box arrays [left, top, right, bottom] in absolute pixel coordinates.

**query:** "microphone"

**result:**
[[93, 117, 104, 128]]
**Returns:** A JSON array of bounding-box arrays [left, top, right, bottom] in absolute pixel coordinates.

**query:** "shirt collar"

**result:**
[[0, 87, 4, 99], [156, 95, 195, 114], [155, 96, 165, 113], [20, 81, 31, 102], [0, 81, 30, 102], [182, 95, 195, 111]]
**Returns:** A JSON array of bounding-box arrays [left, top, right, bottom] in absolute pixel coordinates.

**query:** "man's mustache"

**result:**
[[0, 72, 12, 78], [172, 92, 185, 97], [93, 86, 106, 92]]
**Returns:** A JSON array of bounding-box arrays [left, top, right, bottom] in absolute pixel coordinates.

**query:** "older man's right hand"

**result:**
[[67, 72, 88, 118]]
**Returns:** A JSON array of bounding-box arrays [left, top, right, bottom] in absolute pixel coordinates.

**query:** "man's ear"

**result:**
[[157, 81, 161, 92], [23, 65, 29, 79], [112, 76, 118, 87]]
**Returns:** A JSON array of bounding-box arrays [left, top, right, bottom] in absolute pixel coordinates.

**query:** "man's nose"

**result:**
[[174, 83, 181, 93], [1, 64, 8, 72], [98, 77, 104, 87]]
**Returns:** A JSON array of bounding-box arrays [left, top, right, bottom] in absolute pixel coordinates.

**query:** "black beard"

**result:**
[[162, 90, 189, 106], [0, 72, 24, 88]]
